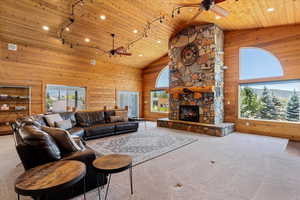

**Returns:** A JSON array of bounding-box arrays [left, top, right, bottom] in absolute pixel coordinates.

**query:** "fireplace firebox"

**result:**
[[179, 105, 199, 122]]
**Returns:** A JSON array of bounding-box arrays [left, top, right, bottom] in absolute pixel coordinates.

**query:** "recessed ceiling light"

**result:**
[[85, 38, 90, 43], [267, 7, 275, 12], [157, 40, 161, 44], [138, 54, 143, 57], [133, 29, 138, 34], [215, 16, 221, 20], [42, 25, 49, 31], [65, 27, 70, 31], [100, 15, 106, 20]]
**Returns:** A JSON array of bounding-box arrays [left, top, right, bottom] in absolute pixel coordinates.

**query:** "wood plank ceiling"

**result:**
[[1, 0, 300, 68]]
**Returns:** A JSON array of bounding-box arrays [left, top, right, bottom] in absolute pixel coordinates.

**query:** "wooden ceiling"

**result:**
[[1, 0, 300, 68]]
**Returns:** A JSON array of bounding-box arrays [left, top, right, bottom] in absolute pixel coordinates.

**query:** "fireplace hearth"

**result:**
[[179, 105, 199, 122]]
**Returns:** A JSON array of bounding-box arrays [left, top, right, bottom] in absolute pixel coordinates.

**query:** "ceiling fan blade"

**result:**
[[117, 52, 132, 56], [210, 4, 229, 17], [214, 0, 227, 4]]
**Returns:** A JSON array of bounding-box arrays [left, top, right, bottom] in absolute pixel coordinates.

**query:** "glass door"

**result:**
[[117, 91, 139, 117]]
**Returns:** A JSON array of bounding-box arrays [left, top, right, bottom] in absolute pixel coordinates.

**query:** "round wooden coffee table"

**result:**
[[15, 160, 86, 200], [93, 154, 133, 200]]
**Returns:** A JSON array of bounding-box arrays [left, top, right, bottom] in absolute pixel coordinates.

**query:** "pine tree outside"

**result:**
[[239, 80, 300, 123]]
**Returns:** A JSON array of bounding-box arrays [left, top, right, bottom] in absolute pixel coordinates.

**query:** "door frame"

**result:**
[[116, 90, 139, 117]]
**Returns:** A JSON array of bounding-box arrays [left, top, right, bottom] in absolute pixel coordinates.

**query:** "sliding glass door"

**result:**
[[117, 91, 139, 117]]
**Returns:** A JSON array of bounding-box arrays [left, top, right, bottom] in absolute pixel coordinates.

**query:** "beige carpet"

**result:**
[[2, 122, 300, 200]]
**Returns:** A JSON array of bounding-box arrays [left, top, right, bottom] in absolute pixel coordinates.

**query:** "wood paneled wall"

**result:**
[[0, 39, 142, 122], [142, 55, 169, 121], [224, 24, 300, 141]]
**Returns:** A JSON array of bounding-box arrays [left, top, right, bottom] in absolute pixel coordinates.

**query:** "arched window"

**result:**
[[240, 47, 283, 80], [151, 66, 169, 113], [155, 66, 169, 88], [239, 48, 300, 123]]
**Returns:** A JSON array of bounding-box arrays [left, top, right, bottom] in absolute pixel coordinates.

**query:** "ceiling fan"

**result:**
[[108, 34, 132, 56], [175, 0, 230, 22]]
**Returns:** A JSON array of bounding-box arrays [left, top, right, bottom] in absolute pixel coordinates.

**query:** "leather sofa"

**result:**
[[29, 110, 139, 140], [12, 121, 107, 200]]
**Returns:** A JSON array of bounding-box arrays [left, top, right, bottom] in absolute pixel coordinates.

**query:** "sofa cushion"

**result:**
[[76, 111, 105, 127], [83, 123, 115, 137], [30, 114, 48, 126], [104, 110, 115, 122], [19, 125, 61, 161], [55, 119, 73, 130], [110, 116, 124, 123], [115, 122, 138, 131], [42, 126, 81, 154], [68, 127, 85, 137], [59, 112, 77, 127], [115, 110, 128, 122], [44, 114, 63, 127]]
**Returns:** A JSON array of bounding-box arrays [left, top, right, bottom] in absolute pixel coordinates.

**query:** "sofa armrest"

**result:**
[[62, 149, 96, 165]]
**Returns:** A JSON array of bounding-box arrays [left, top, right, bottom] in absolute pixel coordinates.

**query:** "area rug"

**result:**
[[87, 131, 198, 166]]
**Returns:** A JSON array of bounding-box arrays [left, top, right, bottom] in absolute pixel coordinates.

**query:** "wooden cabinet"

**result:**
[[0, 86, 31, 135]]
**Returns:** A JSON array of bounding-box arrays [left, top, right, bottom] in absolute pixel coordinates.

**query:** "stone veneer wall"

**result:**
[[168, 24, 224, 124]]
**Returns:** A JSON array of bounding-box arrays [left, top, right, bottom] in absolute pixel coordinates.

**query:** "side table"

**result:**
[[15, 160, 86, 200], [93, 154, 133, 200]]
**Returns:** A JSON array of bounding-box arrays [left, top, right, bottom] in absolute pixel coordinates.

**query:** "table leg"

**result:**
[[96, 174, 101, 200], [129, 166, 133, 195], [104, 174, 111, 200], [17, 194, 20, 200], [83, 176, 86, 200]]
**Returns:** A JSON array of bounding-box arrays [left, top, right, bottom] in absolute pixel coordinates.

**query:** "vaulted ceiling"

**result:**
[[1, 0, 300, 68]]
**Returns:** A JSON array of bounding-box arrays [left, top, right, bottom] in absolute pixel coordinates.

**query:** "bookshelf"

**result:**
[[0, 86, 31, 135]]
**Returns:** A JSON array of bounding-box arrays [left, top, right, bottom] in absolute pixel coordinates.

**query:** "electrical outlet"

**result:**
[[8, 43, 17, 51]]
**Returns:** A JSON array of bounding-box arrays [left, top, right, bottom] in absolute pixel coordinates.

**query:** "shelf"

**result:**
[[0, 110, 29, 113], [0, 98, 29, 101]]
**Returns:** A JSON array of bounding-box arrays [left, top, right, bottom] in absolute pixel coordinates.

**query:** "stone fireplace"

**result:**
[[157, 24, 234, 137], [179, 105, 199, 122]]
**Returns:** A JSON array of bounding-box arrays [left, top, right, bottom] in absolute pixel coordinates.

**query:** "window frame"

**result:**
[[239, 47, 284, 81], [238, 79, 300, 124], [155, 66, 169, 89], [150, 89, 169, 113], [45, 84, 87, 113]]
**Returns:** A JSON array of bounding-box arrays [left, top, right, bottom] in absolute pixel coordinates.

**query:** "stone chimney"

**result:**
[[168, 24, 224, 124]]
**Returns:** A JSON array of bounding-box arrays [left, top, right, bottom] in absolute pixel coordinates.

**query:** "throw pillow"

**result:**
[[115, 110, 128, 122], [41, 126, 81, 154], [44, 114, 63, 127], [110, 115, 124, 123], [71, 136, 86, 151], [55, 119, 72, 130]]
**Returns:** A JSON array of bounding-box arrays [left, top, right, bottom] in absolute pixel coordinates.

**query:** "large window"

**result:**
[[151, 90, 169, 113], [239, 80, 300, 123], [240, 47, 283, 80], [46, 85, 86, 112]]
